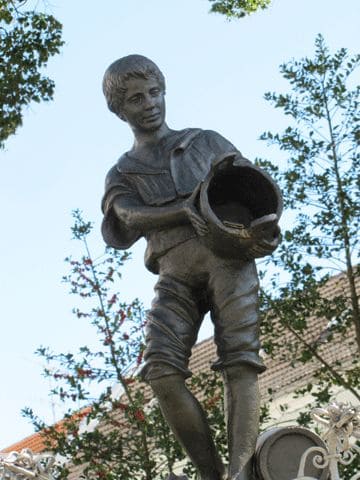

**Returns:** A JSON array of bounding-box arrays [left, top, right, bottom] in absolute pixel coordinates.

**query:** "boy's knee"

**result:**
[[223, 363, 259, 382], [147, 363, 186, 397]]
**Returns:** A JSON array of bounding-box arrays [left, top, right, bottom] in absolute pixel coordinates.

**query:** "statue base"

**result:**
[[168, 426, 329, 480]]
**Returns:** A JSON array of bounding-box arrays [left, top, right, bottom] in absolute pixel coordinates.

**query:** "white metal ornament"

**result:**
[[294, 402, 360, 480], [0, 449, 55, 480]]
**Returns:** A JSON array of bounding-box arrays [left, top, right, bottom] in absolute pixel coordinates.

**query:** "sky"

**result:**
[[0, 0, 359, 449]]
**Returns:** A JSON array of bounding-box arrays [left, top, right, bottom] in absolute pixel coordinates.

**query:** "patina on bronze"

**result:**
[[101, 54, 282, 480]]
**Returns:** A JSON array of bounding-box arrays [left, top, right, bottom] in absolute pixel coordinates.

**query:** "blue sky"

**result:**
[[1, 0, 359, 448]]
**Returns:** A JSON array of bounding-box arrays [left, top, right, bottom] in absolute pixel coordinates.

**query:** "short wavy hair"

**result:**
[[102, 54, 166, 116]]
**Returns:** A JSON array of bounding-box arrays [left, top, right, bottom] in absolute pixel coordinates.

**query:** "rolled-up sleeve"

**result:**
[[101, 166, 142, 250]]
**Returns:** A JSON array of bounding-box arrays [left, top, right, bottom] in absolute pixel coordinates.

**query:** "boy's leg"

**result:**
[[209, 259, 264, 480], [141, 271, 223, 479], [150, 373, 225, 480], [223, 365, 260, 480]]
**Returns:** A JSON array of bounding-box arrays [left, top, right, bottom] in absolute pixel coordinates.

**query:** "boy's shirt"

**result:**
[[101, 128, 238, 273]]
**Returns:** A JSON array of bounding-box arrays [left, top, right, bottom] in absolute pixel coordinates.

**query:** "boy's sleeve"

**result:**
[[101, 165, 142, 250], [204, 129, 239, 158]]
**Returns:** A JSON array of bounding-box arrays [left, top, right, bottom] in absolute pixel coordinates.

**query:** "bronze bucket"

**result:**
[[199, 153, 283, 260]]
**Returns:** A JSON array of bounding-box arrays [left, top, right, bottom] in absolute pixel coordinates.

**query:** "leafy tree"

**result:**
[[208, 0, 271, 19], [260, 33, 359, 347], [258, 35, 360, 477], [23, 211, 180, 479], [23, 211, 229, 479], [0, 0, 63, 148]]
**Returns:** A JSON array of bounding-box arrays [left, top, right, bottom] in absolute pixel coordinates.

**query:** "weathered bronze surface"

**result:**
[[255, 427, 329, 480], [101, 54, 282, 480]]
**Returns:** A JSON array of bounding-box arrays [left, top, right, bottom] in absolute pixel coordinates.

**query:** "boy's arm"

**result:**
[[101, 166, 207, 249], [112, 183, 208, 236]]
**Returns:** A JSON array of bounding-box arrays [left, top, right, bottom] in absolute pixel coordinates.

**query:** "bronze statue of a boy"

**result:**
[[101, 54, 281, 480]]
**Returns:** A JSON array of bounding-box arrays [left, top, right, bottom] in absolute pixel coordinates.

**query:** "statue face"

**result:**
[[120, 76, 165, 132]]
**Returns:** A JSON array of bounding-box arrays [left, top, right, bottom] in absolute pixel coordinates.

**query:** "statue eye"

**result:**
[[129, 95, 142, 104], [150, 88, 161, 97]]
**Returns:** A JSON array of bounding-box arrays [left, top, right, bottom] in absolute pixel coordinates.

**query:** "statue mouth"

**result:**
[[143, 113, 161, 122]]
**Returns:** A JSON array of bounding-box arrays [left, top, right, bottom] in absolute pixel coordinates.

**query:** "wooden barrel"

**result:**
[[254, 426, 329, 480]]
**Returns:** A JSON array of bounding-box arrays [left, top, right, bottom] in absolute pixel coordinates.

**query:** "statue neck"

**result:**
[[131, 122, 172, 152]]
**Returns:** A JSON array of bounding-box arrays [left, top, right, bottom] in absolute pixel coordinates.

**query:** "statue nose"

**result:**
[[144, 95, 156, 109]]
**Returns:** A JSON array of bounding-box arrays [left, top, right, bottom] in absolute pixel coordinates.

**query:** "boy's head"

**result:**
[[103, 54, 166, 117]]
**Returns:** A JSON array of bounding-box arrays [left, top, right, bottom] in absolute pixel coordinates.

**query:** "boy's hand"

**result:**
[[183, 183, 209, 236], [249, 214, 279, 239]]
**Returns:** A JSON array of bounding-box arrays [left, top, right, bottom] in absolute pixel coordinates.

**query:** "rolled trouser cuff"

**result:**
[[211, 352, 266, 374], [140, 359, 192, 382]]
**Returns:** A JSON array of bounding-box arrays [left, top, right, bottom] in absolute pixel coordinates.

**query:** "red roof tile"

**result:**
[[1, 432, 46, 454]]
